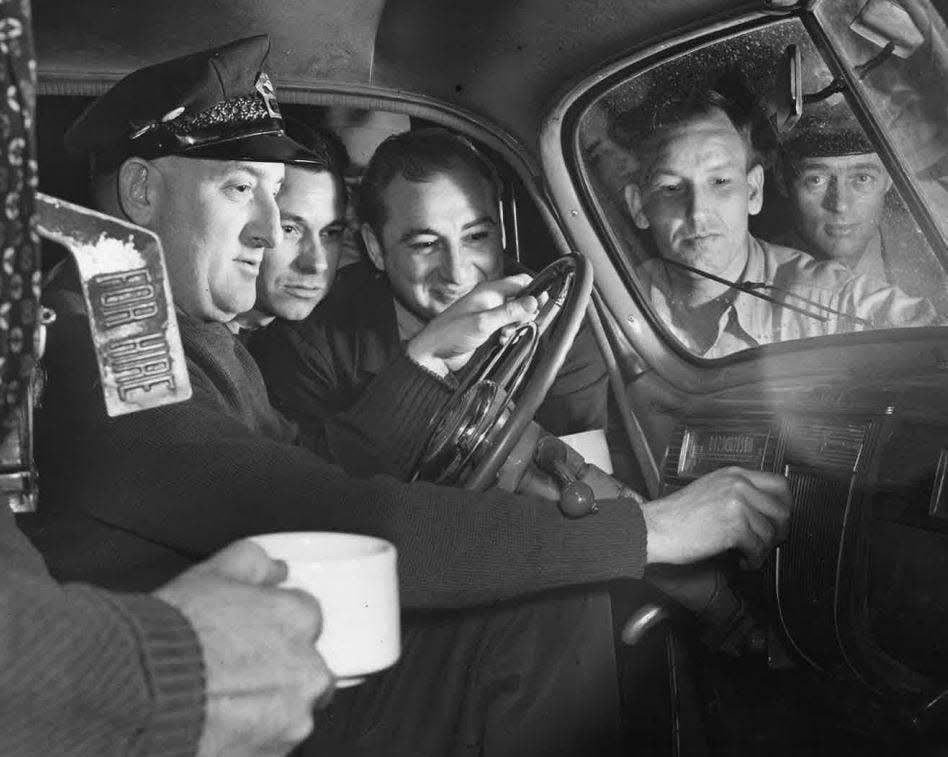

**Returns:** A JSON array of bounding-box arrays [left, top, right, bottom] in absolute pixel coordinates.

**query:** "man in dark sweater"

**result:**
[[235, 120, 350, 333], [3, 22, 332, 756], [32, 36, 792, 756]]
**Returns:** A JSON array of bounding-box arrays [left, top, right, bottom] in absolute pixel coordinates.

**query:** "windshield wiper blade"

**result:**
[[660, 258, 872, 328]]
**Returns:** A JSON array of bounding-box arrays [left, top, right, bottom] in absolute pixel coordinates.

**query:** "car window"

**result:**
[[815, 0, 948, 259], [574, 14, 948, 361]]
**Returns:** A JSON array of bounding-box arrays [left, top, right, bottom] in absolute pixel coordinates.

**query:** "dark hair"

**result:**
[[611, 73, 768, 181], [283, 117, 349, 188], [357, 127, 502, 236]]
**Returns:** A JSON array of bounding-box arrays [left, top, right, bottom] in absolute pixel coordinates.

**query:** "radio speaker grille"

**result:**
[[776, 468, 852, 669]]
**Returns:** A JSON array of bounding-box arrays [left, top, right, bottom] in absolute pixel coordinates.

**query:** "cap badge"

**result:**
[[254, 72, 281, 119]]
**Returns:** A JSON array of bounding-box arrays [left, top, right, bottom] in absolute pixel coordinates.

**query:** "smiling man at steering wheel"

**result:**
[[250, 127, 616, 482]]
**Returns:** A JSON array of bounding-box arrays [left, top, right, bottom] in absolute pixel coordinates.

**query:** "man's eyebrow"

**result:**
[[798, 161, 832, 171], [398, 227, 440, 244], [848, 163, 885, 173], [643, 168, 678, 185], [461, 216, 497, 231], [798, 161, 884, 174], [279, 211, 306, 225], [223, 162, 281, 180]]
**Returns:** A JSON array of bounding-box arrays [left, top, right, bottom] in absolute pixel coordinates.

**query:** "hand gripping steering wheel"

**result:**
[[414, 253, 593, 490]]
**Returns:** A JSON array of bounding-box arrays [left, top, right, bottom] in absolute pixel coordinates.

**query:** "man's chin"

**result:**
[[670, 249, 728, 273], [271, 300, 318, 322], [814, 240, 867, 266]]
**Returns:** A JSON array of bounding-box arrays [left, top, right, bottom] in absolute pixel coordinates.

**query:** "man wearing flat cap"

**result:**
[[33, 36, 795, 756], [775, 102, 948, 314]]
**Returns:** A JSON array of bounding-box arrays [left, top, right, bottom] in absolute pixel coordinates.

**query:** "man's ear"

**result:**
[[117, 157, 159, 226], [361, 224, 385, 272], [623, 183, 651, 230], [882, 171, 894, 194], [746, 163, 765, 216]]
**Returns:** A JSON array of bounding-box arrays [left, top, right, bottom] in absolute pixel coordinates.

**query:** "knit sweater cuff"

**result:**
[[626, 501, 648, 575], [337, 350, 454, 477], [105, 591, 205, 756], [533, 498, 649, 588]]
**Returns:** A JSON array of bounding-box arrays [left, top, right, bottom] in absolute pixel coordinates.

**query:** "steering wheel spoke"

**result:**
[[414, 253, 593, 490]]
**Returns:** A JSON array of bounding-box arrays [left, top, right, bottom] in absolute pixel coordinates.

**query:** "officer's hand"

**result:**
[[156, 540, 333, 757], [641, 467, 791, 570], [406, 274, 538, 376]]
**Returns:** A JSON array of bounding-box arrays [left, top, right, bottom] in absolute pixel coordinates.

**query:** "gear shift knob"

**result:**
[[535, 436, 598, 518]]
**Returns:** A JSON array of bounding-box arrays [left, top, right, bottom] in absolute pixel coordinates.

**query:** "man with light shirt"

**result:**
[[774, 106, 948, 315]]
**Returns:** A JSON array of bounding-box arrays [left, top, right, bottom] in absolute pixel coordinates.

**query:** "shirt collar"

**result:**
[[850, 230, 886, 282], [640, 234, 772, 357]]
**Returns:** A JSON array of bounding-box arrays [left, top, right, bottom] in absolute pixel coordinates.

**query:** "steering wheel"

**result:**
[[414, 253, 593, 490]]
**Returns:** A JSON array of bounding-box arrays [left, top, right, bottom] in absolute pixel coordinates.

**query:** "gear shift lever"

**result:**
[[534, 436, 598, 518]]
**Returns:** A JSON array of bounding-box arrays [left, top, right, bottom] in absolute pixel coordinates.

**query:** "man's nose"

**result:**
[[439, 240, 470, 284], [245, 194, 283, 249], [686, 185, 714, 223], [822, 177, 850, 213], [296, 239, 327, 275]]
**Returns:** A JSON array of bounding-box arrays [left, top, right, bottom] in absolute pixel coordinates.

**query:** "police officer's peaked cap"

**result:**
[[781, 100, 875, 159], [65, 35, 318, 173]]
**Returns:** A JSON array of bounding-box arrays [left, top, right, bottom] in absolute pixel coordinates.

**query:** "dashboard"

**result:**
[[658, 380, 948, 716]]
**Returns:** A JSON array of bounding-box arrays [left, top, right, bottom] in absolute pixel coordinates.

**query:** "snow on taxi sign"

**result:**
[[36, 193, 192, 416]]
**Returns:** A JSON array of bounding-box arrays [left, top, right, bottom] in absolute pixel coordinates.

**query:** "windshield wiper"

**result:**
[[660, 257, 872, 328]]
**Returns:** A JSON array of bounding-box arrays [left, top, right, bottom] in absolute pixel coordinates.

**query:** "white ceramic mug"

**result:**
[[250, 531, 401, 687]]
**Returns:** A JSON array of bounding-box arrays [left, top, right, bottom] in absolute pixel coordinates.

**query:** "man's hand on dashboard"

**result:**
[[406, 274, 539, 377], [156, 540, 334, 757], [641, 467, 791, 570]]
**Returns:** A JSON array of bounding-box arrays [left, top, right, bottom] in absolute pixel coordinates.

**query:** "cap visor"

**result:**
[[177, 132, 322, 165]]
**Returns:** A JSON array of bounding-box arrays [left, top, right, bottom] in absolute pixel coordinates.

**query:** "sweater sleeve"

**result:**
[[44, 393, 647, 609], [252, 315, 454, 480], [0, 509, 204, 756], [323, 351, 456, 479]]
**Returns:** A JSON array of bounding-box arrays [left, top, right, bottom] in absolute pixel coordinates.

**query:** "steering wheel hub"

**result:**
[[415, 380, 511, 485], [414, 253, 593, 490]]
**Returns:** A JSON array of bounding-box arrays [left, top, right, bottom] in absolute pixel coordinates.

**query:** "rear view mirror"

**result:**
[[850, 0, 924, 59], [769, 44, 803, 135]]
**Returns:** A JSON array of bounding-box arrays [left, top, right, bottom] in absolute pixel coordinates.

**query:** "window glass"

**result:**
[[576, 15, 948, 360], [815, 0, 948, 255]]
